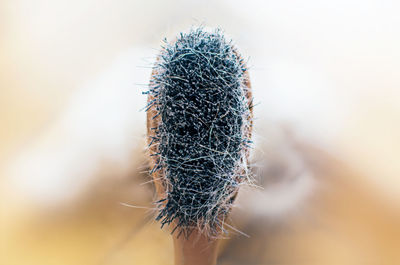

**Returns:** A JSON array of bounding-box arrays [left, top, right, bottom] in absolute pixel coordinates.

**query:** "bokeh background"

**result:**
[[1, 0, 399, 264]]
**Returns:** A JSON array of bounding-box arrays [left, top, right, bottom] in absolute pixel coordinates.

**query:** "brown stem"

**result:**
[[172, 230, 219, 265]]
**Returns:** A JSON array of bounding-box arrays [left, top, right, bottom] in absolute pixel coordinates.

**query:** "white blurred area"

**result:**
[[6, 48, 150, 205], [1, 0, 399, 211]]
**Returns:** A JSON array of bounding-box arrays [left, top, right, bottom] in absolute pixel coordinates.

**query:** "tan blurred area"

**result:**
[[1, 0, 399, 264]]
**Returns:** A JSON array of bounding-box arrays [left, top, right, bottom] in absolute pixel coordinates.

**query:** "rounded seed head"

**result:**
[[146, 27, 253, 237]]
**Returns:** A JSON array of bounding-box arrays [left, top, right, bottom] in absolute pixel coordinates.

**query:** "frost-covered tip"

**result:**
[[147, 27, 253, 237]]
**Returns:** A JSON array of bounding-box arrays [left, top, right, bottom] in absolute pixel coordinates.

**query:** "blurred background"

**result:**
[[1, 0, 399, 264]]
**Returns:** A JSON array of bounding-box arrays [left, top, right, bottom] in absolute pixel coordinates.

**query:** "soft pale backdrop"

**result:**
[[1, 0, 399, 264]]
